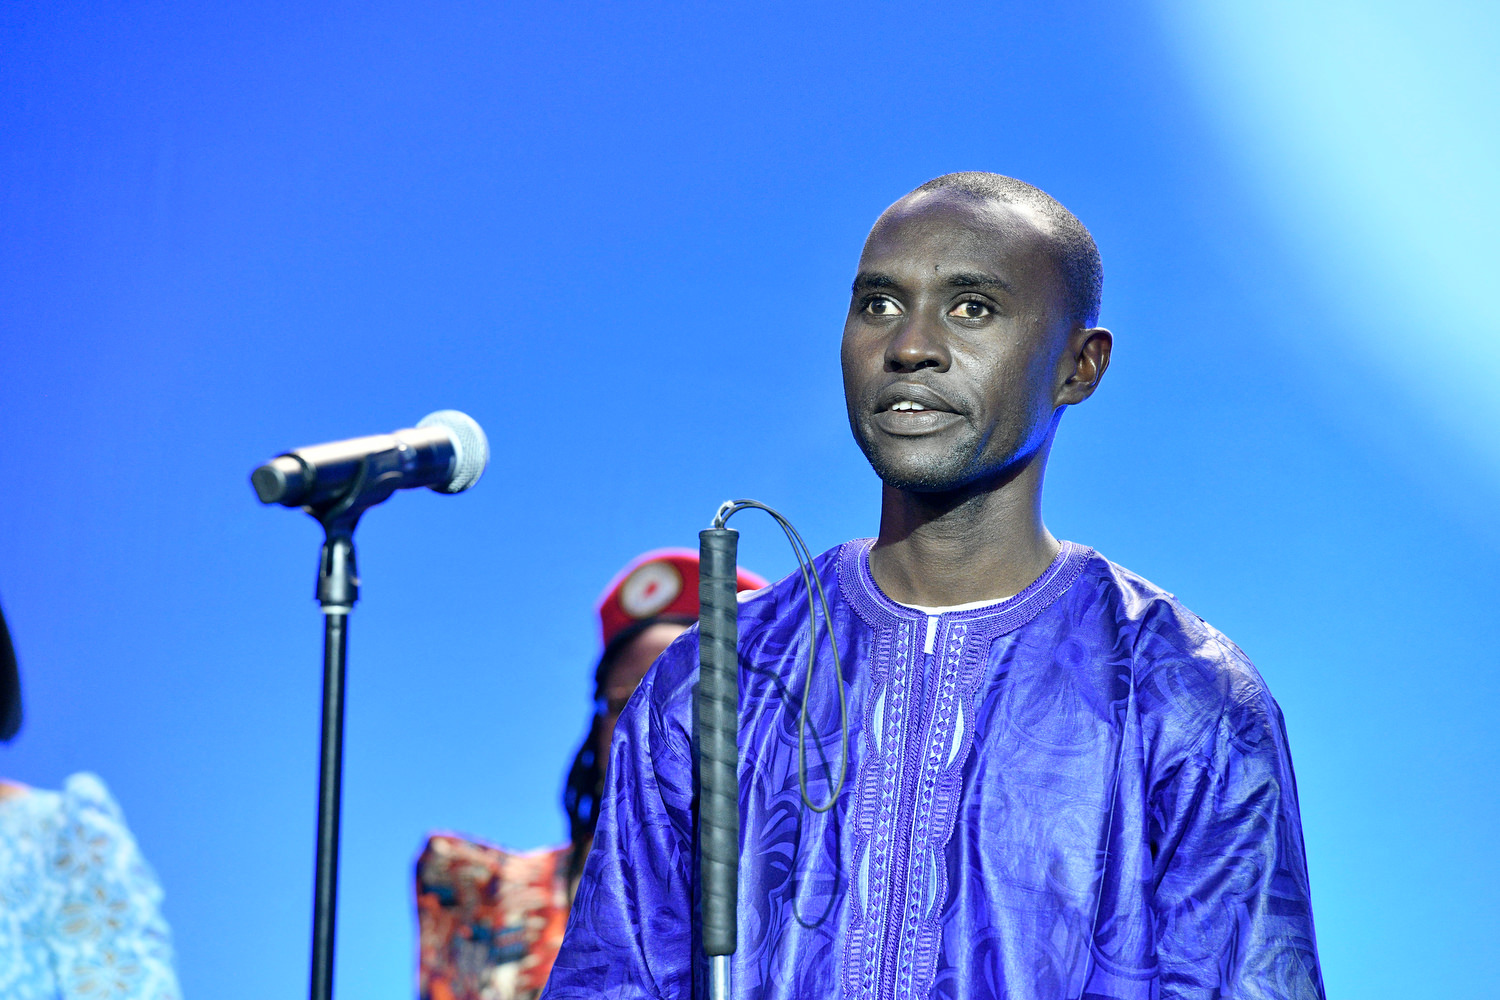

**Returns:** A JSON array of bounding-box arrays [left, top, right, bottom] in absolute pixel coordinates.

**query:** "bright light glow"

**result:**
[[1158, 0, 1500, 464]]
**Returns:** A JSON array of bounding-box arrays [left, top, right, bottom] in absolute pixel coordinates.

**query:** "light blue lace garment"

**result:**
[[0, 773, 182, 999]]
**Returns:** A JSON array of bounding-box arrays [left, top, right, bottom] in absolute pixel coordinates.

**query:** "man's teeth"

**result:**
[[891, 400, 928, 412]]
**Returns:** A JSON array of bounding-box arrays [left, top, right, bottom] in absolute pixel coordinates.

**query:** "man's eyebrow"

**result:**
[[850, 270, 1016, 295], [851, 271, 900, 294], [944, 271, 1014, 295]]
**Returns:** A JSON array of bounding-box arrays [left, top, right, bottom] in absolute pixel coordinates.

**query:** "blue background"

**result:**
[[2, 1, 1496, 995]]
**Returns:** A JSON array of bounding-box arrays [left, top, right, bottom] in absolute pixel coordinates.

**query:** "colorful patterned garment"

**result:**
[[417, 835, 570, 1000], [0, 772, 181, 1000], [543, 540, 1325, 1000]]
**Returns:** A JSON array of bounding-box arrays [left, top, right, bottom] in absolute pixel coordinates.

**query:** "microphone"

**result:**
[[251, 410, 489, 508]]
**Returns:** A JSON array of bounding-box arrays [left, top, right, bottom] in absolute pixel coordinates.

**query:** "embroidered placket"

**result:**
[[845, 616, 987, 1000], [844, 622, 916, 1000]]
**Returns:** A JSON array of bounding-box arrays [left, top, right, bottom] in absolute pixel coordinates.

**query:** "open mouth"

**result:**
[[873, 389, 962, 435]]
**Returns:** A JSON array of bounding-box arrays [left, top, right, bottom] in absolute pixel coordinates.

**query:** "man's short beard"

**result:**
[[857, 435, 980, 494]]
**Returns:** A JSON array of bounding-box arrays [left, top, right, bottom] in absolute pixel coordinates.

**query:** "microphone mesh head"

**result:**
[[418, 410, 489, 493]]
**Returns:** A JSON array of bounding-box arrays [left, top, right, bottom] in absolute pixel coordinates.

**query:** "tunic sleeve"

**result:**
[[1149, 684, 1324, 999], [48, 772, 182, 1000], [543, 644, 698, 1000]]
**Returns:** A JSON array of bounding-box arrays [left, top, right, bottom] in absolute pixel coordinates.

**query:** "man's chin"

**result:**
[[865, 452, 973, 494], [853, 423, 985, 493]]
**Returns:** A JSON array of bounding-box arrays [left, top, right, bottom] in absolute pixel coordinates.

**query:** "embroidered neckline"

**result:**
[[840, 538, 1090, 635]]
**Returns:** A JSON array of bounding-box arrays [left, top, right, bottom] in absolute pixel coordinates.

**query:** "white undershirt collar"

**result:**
[[894, 596, 1014, 616], [894, 595, 1016, 653]]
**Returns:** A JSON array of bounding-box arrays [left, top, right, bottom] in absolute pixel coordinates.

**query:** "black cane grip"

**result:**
[[697, 528, 739, 957]]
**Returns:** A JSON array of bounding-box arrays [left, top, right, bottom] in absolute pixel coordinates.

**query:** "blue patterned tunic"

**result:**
[[0, 773, 181, 999], [544, 541, 1324, 999]]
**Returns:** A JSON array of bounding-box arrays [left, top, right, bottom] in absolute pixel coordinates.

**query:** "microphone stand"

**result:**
[[310, 523, 355, 1000], [302, 461, 393, 1000], [253, 411, 488, 1000]]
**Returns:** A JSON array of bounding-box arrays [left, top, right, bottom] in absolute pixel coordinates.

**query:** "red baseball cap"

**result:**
[[596, 548, 768, 648]]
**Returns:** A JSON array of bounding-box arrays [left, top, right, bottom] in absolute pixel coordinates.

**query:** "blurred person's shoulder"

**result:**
[[0, 772, 142, 878]]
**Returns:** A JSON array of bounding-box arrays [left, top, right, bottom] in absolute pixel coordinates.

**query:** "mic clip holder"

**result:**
[[307, 457, 386, 615]]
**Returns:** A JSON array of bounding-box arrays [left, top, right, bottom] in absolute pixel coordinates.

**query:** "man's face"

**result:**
[[841, 191, 1077, 493]]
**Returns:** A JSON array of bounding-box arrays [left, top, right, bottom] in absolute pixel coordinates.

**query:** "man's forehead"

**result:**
[[860, 189, 1053, 272]]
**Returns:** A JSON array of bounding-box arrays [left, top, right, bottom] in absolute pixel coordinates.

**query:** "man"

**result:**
[[543, 173, 1324, 999]]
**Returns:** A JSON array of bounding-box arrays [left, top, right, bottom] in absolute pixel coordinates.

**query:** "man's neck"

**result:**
[[868, 453, 1059, 607]]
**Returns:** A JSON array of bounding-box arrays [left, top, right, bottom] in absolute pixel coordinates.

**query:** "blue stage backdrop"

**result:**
[[2, 1, 1496, 996]]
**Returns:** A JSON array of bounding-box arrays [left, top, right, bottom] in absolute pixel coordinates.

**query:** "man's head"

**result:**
[[842, 172, 1111, 495]]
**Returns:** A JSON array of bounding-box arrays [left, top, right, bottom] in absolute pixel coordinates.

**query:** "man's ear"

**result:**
[[1057, 327, 1112, 405]]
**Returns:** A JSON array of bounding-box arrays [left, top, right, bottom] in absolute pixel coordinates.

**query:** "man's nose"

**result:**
[[885, 311, 951, 372]]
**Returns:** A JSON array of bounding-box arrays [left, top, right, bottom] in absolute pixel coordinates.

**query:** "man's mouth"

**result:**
[[872, 387, 963, 435]]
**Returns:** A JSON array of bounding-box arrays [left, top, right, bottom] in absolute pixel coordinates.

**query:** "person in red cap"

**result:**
[[564, 549, 767, 885], [416, 550, 765, 1000]]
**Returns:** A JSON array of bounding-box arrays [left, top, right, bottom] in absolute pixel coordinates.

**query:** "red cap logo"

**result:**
[[596, 548, 768, 647]]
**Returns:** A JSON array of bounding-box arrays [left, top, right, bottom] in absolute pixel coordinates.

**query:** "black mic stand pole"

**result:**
[[310, 523, 355, 1000], [304, 463, 385, 1000]]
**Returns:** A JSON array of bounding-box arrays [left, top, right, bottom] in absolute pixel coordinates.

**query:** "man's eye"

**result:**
[[863, 296, 902, 317], [949, 300, 992, 320]]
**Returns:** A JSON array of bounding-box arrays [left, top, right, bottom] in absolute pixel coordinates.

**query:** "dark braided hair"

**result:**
[[562, 614, 694, 882], [0, 598, 20, 743]]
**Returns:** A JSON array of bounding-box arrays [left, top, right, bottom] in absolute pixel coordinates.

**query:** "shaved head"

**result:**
[[842, 174, 1113, 496], [909, 172, 1102, 329]]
